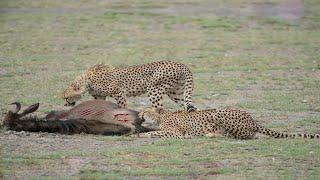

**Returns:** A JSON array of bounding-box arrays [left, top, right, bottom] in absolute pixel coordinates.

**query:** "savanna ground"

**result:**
[[0, 0, 320, 179]]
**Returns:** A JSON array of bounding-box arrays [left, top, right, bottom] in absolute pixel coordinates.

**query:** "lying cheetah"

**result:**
[[62, 61, 196, 112], [136, 108, 320, 139]]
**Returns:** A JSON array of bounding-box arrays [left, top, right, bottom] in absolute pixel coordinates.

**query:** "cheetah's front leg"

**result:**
[[114, 92, 127, 108], [131, 131, 166, 138], [92, 95, 106, 100], [132, 130, 191, 139], [147, 86, 164, 109]]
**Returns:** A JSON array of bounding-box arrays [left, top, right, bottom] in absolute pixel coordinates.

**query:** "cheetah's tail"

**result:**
[[257, 125, 320, 139]]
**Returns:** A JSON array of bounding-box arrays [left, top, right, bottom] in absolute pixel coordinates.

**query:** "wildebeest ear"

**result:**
[[20, 103, 40, 116]]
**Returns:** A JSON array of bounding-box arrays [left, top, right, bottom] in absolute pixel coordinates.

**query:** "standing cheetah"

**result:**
[[62, 61, 196, 112], [136, 108, 320, 139]]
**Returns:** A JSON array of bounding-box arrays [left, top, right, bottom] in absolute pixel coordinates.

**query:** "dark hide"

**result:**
[[3, 101, 155, 136]]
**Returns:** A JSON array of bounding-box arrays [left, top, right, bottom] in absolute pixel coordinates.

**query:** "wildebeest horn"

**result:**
[[8, 102, 21, 114], [20, 103, 40, 116]]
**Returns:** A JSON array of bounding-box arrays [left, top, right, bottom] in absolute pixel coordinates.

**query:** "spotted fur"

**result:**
[[62, 61, 196, 112], [137, 108, 320, 139]]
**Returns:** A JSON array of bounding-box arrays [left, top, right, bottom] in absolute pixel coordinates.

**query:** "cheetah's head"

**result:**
[[138, 107, 165, 125], [61, 75, 87, 106]]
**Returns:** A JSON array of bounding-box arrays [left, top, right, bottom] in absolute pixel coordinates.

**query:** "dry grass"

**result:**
[[1, 0, 320, 179]]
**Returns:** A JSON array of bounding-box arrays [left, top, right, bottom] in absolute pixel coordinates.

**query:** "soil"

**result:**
[[1, 130, 158, 178]]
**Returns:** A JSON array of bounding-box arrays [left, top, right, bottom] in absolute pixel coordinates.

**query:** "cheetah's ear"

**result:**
[[156, 107, 165, 114]]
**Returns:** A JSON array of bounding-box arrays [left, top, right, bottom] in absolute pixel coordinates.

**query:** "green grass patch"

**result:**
[[77, 137, 320, 178]]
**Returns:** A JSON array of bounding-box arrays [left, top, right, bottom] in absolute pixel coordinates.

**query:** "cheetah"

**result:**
[[62, 61, 196, 112], [135, 108, 320, 139]]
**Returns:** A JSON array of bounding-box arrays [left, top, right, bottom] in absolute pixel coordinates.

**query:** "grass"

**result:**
[[1, 0, 320, 179], [2, 138, 320, 179]]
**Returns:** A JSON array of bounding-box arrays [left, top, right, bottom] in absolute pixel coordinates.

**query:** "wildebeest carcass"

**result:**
[[3, 100, 155, 136]]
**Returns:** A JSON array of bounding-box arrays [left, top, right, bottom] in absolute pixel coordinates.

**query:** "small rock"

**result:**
[[16, 131, 26, 136], [301, 99, 308, 103], [4, 131, 11, 135]]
